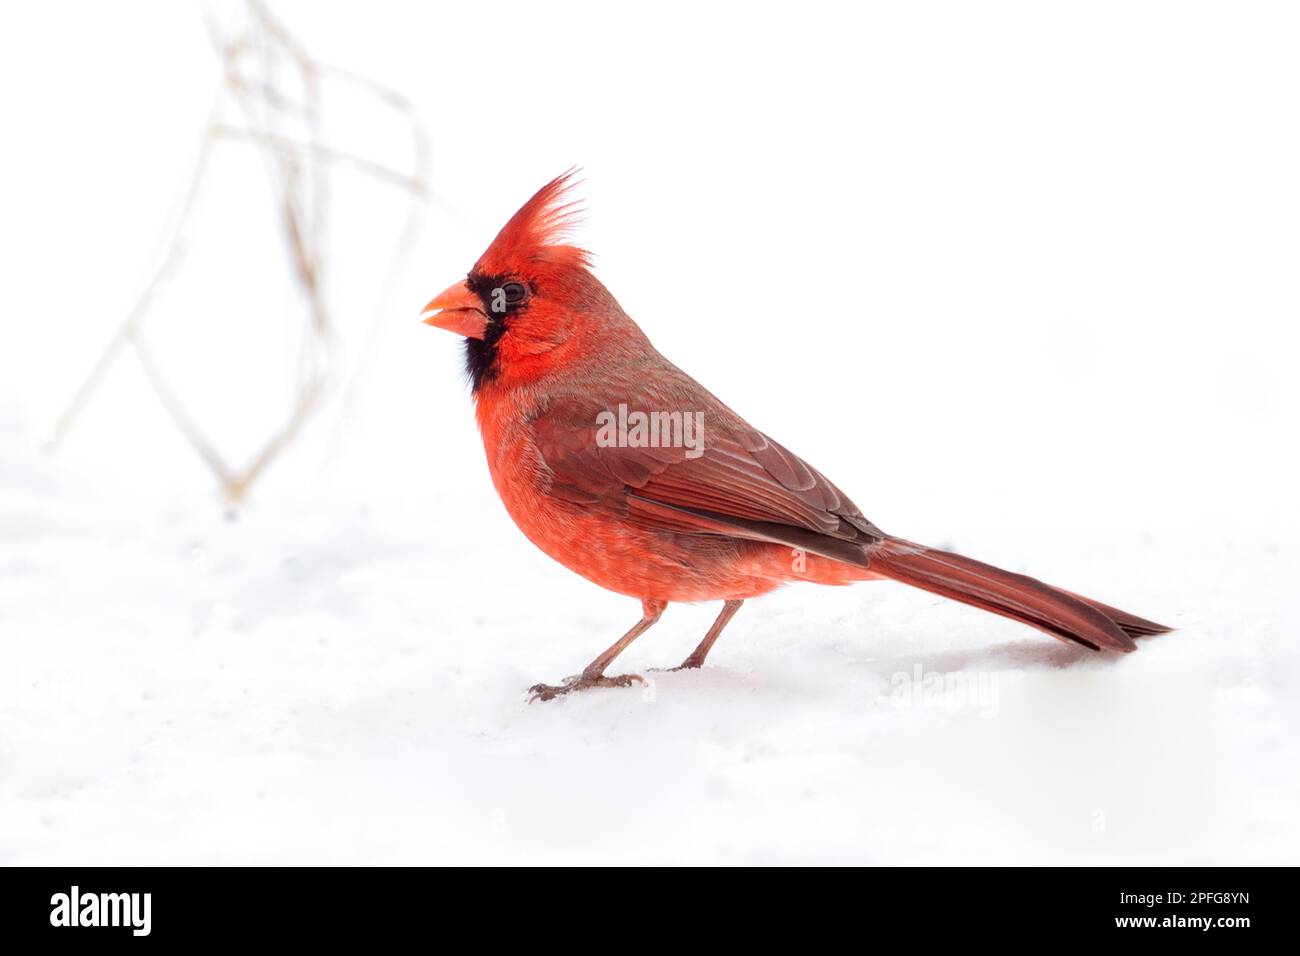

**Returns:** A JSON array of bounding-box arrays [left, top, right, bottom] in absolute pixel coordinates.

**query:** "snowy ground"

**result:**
[[2, 416, 1296, 866]]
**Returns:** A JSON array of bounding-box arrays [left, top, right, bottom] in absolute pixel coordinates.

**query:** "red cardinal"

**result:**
[[421, 172, 1170, 700]]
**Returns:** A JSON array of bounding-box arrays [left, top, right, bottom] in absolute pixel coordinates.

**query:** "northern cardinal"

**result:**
[[421, 172, 1170, 700]]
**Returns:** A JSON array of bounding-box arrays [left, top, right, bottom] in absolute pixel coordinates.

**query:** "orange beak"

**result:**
[[420, 280, 488, 339]]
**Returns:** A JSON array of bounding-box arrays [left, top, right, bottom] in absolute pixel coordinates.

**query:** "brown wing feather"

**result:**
[[526, 381, 883, 559]]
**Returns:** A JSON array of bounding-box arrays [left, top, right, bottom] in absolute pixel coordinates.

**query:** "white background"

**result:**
[[1, 1, 1297, 864]]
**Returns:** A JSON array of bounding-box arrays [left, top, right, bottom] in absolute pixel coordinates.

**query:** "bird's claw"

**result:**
[[528, 672, 644, 702], [649, 659, 704, 673]]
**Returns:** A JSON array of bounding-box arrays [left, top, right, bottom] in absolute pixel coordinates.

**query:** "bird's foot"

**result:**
[[649, 657, 705, 673], [528, 672, 644, 702]]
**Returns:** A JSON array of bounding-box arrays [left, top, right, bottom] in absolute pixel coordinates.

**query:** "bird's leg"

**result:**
[[528, 599, 667, 702], [672, 600, 744, 670]]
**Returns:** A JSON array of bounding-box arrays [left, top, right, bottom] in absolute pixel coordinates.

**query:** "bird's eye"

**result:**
[[502, 282, 528, 306]]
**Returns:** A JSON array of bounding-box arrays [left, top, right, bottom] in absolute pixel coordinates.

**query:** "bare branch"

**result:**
[[52, 0, 430, 506]]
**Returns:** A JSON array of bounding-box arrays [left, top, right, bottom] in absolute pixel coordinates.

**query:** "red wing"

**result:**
[[527, 391, 883, 559]]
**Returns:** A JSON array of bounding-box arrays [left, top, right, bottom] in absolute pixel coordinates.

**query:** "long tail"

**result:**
[[868, 538, 1172, 652]]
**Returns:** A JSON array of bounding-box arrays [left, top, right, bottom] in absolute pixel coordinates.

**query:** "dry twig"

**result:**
[[52, 0, 429, 504]]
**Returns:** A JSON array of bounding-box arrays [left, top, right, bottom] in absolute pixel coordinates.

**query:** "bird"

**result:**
[[419, 172, 1171, 701]]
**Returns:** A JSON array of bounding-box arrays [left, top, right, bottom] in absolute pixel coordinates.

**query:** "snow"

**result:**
[[2, 412, 1295, 865]]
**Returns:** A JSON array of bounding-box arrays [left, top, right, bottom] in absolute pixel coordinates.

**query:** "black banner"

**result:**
[[0, 866, 1286, 945]]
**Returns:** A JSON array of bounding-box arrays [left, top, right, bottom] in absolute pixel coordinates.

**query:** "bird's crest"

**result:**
[[474, 169, 591, 276]]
